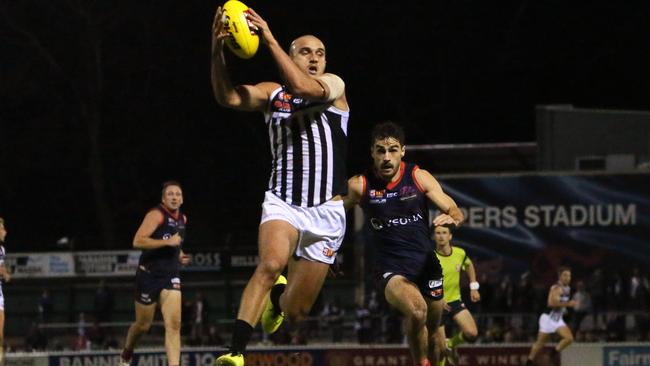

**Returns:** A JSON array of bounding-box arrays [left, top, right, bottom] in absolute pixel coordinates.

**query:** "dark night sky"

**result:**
[[1, 1, 649, 251]]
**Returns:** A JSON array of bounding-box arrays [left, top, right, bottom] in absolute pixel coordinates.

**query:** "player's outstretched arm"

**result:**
[[246, 8, 346, 106], [210, 6, 275, 111], [414, 168, 464, 227]]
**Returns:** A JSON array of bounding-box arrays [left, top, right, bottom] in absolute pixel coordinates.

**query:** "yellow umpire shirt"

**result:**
[[435, 246, 471, 302]]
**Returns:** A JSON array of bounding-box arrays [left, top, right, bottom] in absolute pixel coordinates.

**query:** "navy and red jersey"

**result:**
[[138, 205, 186, 275], [360, 162, 436, 278]]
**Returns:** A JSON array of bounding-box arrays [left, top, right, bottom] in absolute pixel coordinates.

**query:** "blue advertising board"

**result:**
[[432, 173, 650, 280], [603, 345, 650, 366]]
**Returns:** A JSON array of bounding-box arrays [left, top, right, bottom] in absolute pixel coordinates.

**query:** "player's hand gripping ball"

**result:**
[[222, 0, 259, 59]]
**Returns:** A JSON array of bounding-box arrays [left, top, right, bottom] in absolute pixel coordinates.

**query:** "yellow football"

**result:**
[[223, 0, 259, 59]]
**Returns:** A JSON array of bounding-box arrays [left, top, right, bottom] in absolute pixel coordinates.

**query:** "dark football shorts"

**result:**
[[442, 300, 467, 326], [134, 265, 181, 305], [375, 251, 444, 301]]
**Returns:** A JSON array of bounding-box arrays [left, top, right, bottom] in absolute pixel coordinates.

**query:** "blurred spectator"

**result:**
[[320, 298, 345, 343], [191, 292, 207, 342], [589, 269, 606, 327], [93, 280, 114, 322], [182, 299, 194, 336], [77, 312, 87, 335], [354, 302, 372, 344], [205, 324, 224, 346], [605, 313, 626, 341], [606, 272, 625, 311], [493, 275, 514, 310], [25, 322, 47, 351], [290, 324, 308, 345], [72, 333, 90, 351], [570, 280, 592, 334], [513, 271, 534, 312], [367, 290, 383, 341], [629, 267, 649, 310], [73, 313, 90, 350], [87, 321, 106, 349], [38, 289, 53, 323]]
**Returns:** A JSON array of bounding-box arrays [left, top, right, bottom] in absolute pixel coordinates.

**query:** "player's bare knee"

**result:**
[[464, 329, 478, 342], [256, 260, 284, 282], [407, 307, 427, 327], [134, 320, 152, 333], [165, 318, 181, 332], [564, 334, 574, 344]]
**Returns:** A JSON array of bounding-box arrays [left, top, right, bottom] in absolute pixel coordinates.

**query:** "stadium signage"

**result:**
[[432, 173, 650, 271], [604, 346, 650, 366]]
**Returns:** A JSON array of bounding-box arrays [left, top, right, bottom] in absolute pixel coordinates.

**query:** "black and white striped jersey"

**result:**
[[264, 86, 349, 207]]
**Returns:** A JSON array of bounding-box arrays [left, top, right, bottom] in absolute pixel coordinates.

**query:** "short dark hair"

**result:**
[[370, 121, 405, 147], [430, 224, 454, 236], [161, 181, 182, 196], [557, 266, 571, 276]]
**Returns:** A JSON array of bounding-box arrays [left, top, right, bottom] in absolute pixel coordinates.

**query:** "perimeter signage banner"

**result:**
[[436, 173, 650, 276], [604, 346, 650, 366], [4, 252, 75, 278], [45, 346, 553, 366], [6, 251, 140, 278]]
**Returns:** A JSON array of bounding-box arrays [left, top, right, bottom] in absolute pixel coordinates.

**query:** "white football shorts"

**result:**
[[260, 191, 346, 264], [538, 313, 567, 334]]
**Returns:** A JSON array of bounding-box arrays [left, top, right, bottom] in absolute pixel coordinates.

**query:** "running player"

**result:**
[[119, 182, 191, 366], [212, 6, 349, 366], [345, 121, 464, 366], [524, 266, 576, 366], [0, 217, 11, 366], [433, 225, 480, 366]]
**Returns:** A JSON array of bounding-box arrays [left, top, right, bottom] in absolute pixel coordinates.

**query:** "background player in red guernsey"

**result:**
[[211, 6, 349, 366], [344, 121, 464, 366], [119, 181, 191, 366]]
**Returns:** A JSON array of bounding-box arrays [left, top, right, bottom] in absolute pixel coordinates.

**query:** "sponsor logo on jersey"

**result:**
[[428, 279, 443, 289], [369, 189, 385, 198], [171, 277, 181, 289], [370, 218, 384, 230], [322, 248, 335, 258], [273, 92, 294, 112], [369, 213, 424, 230], [399, 186, 418, 200]]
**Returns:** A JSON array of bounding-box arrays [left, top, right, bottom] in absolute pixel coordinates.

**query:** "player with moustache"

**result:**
[[119, 181, 191, 366], [344, 121, 464, 366]]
